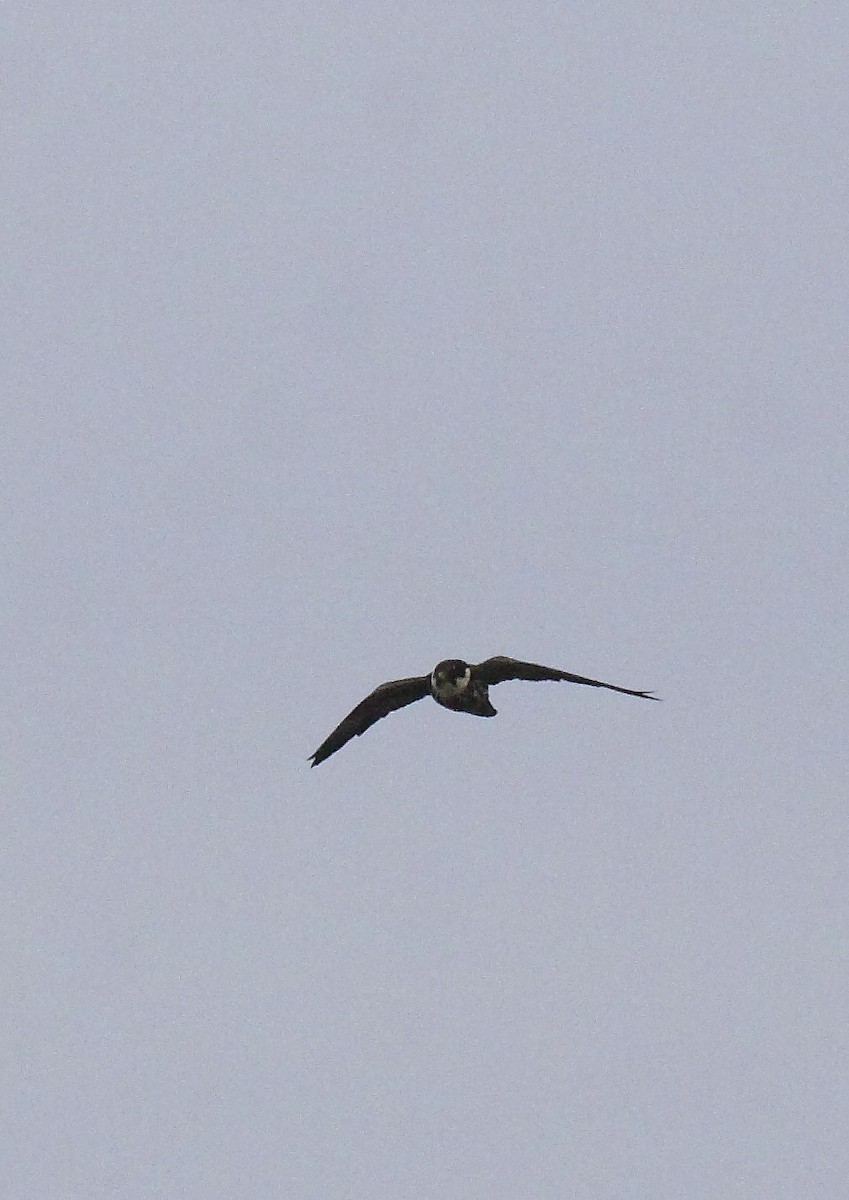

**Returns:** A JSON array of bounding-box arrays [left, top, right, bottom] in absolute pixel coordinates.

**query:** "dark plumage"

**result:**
[[309, 655, 659, 766]]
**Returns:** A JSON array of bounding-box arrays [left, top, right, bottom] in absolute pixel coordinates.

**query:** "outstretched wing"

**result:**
[[309, 675, 431, 766], [474, 656, 660, 700]]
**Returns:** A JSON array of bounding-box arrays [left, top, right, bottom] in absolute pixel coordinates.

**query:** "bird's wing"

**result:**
[[474, 656, 660, 700], [309, 675, 431, 766]]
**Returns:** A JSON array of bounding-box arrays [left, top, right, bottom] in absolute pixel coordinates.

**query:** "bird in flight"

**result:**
[[309, 655, 659, 766]]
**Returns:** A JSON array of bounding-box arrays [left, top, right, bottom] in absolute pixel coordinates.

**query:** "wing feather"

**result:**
[[474, 656, 659, 700], [309, 675, 430, 766]]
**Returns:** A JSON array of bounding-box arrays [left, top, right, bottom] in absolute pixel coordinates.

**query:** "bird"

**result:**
[[309, 655, 659, 766]]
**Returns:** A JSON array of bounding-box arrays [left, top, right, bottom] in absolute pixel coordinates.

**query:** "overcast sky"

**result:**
[[5, 4, 849, 1197]]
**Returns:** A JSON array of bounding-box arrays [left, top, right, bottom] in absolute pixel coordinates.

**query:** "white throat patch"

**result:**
[[432, 665, 471, 698]]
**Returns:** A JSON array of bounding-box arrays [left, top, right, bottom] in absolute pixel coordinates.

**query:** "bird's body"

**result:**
[[430, 659, 497, 717], [309, 655, 658, 766]]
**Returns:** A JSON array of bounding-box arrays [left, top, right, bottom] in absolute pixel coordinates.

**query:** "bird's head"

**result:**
[[431, 659, 471, 697]]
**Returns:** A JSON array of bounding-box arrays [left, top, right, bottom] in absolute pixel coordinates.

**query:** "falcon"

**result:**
[[309, 655, 659, 766]]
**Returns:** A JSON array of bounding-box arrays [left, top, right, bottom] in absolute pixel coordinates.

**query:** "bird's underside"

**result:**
[[309, 655, 659, 767]]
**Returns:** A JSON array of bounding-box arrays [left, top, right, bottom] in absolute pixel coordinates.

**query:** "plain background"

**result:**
[[5, 4, 848, 1197]]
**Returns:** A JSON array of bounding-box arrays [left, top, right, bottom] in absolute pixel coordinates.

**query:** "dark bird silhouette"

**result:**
[[309, 655, 659, 766]]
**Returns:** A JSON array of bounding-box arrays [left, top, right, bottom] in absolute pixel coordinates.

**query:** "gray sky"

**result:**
[[5, 4, 849, 1197]]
